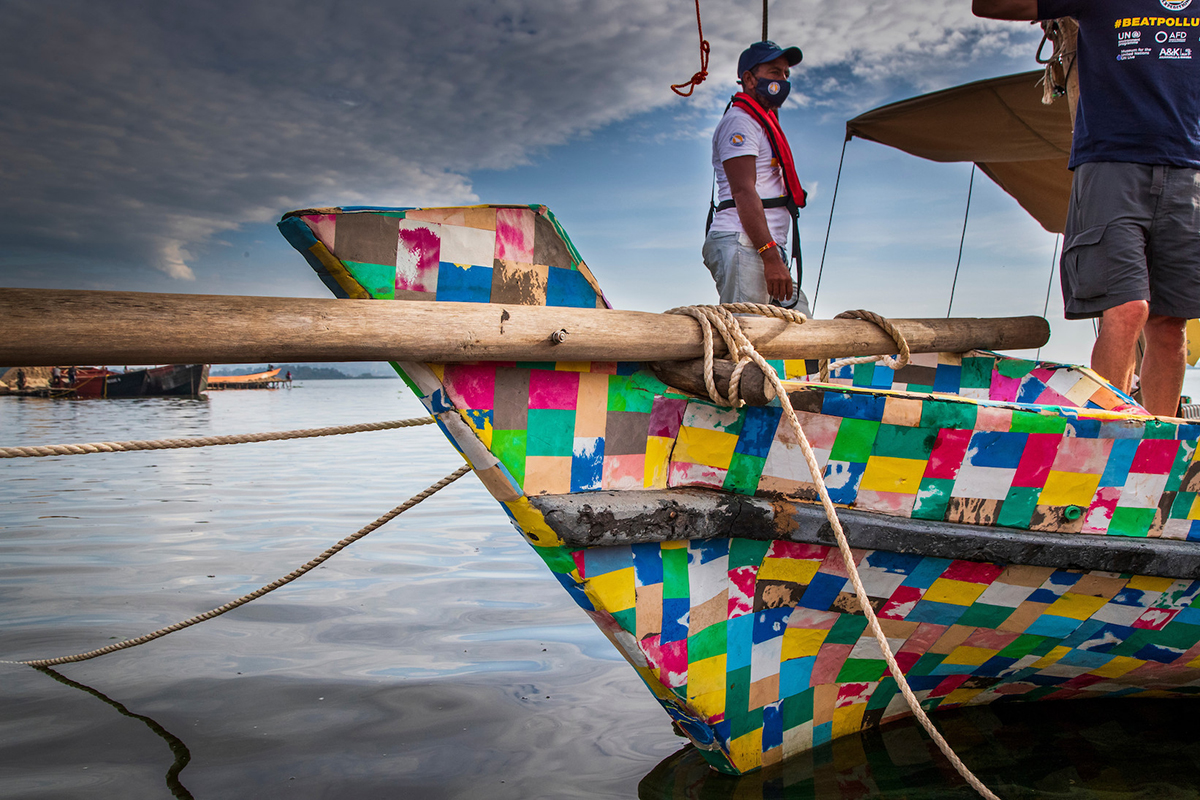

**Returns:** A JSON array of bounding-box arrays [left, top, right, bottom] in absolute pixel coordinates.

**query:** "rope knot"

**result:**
[[670, 0, 710, 97], [665, 302, 807, 407]]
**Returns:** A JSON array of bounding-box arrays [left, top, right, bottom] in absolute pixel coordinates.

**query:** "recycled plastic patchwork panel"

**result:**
[[434, 361, 690, 494], [427, 351, 1200, 541], [670, 357, 1200, 541], [566, 537, 1200, 773], [278, 205, 608, 309]]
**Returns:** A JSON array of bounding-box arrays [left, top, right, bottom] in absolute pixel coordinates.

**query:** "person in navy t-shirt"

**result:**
[[975, 0, 1200, 417]]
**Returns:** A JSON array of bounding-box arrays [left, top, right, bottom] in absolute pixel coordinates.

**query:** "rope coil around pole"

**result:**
[[670, 0, 710, 97], [667, 303, 1000, 800], [4, 464, 471, 668], [818, 309, 911, 383], [0, 416, 436, 459]]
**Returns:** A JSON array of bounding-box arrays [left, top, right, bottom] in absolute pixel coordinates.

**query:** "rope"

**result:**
[[670, 0, 710, 97], [669, 303, 1000, 800], [4, 465, 471, 668], [947, 164, 975, 318], [812, 136, 849, 317], [817, 309, 911, 383], [664, 303, 809, 406], [0, 416, 436, 459]]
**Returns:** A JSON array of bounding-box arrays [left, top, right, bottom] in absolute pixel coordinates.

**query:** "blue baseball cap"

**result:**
[[737, 40, 802, 78]]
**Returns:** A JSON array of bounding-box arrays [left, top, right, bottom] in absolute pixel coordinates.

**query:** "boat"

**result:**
[[206, 367, 284, 390], [274, 83, 1200, 776], [25, 364, 209, 398]]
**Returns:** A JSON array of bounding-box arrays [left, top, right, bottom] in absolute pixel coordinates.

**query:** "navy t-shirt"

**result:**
[[1038, 0, 1200, 168]]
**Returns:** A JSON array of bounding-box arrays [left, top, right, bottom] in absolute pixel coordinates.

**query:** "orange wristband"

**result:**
[[757, 240, 777, 254]]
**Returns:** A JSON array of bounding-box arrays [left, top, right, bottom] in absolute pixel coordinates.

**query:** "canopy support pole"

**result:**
[[811, 136, 849, 316], [1037, 234, 1061, 361], [947, 164, 976, 317]]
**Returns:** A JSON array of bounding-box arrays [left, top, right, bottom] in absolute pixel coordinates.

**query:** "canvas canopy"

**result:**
[[846, 71, 1073, 234]]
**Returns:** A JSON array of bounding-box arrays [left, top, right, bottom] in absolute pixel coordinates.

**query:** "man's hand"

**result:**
[[762, 246, 793, 302], [972, 0, 1038, 20], [725, 154, 795, 301]]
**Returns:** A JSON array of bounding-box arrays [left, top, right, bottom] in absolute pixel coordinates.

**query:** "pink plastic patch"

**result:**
[[397, 226, 440, 293], [495, 208, 535, 262], [879, 586, 924, 620], [727, 566, 757, 619], [924, 429, 973, 480], [1012, 432, 1063, 487], [1131, 438, 1181, 475], [643, 636, 689, 688], [811, 643, 852, 685], [303, 214, 337, 249], [528, 370, 579, 410], [766, 540, 828, 561], [441, 364, 497, 410], [989, 370, 1022, 403], [1083, 487, 1120, 534], [940, 560, 1005, 584]]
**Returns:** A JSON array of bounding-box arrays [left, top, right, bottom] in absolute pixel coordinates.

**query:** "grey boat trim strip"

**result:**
[[531, 489, 1200, 580]]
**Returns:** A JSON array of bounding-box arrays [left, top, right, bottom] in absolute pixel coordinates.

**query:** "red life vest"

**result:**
[[730, 92, 807, 210]]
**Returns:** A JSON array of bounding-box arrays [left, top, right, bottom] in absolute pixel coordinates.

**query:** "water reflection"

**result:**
[[639, 700, 1200, 799], [33, 667, 193, 799]]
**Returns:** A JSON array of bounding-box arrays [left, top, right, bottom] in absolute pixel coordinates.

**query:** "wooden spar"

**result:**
[[0, 288, 1049, 367], [652, 359, 774, 406]]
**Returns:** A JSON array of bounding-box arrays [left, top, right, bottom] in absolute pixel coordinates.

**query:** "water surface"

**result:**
[[4, 376, 1200, 799]]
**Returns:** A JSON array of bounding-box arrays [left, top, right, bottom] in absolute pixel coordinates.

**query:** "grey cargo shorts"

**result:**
[[1061, 161, 1200, 320]]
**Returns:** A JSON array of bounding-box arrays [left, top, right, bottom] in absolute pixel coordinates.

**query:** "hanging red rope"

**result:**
[[670, 0, 710, 97]]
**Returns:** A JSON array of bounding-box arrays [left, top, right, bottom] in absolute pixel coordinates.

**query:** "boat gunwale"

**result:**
[[532, 488, 1200, 580]]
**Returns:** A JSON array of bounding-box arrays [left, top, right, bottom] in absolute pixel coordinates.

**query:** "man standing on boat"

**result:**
[[974, 0, 1200, 416], [704, 41, 811, 315]]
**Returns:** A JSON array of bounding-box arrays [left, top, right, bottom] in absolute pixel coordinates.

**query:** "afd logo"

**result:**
[[1163, 0, 1192, 11]]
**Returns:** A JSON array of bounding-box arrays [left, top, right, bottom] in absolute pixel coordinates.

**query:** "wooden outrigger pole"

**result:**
[[0, 288, 1049, 367]]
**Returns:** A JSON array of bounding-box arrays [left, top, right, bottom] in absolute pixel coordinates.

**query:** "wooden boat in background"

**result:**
[[278, 200, 1200, 776], [207, 367, 284, 390], [5, 364, 210, 398]]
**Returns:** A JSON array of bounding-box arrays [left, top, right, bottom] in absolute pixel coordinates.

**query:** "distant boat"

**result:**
[[207, 367, 285, 390], [51, 365, 208, 398]]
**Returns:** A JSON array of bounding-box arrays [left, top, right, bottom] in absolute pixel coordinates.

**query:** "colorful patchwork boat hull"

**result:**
[[279, 204, 1200, 775]]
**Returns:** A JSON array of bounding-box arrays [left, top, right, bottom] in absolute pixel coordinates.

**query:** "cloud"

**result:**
[[0, 0, 1040, 283]]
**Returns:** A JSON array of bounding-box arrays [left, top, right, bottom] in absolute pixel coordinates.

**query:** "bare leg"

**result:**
[[1091, 300, 1149, 394], [1140, 313, 1187, 416]]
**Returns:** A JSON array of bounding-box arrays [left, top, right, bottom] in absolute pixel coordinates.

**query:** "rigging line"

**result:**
[[946, 163, 977, 318], [1036, 234, 1061, 361], [5, 465, 470, 668], [670, 0, 710, 97], [810, 136, 849, 317], [762, 0, 768, 40]]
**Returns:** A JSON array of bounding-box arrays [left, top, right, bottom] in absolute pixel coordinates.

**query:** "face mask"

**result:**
[[753, 74, 790, 107]]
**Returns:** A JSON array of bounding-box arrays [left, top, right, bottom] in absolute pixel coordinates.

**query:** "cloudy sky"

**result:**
[[1, 0, 1098, 362]]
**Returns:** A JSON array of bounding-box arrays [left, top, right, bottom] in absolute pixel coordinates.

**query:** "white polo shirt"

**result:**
[[709, 105, 791, 247]]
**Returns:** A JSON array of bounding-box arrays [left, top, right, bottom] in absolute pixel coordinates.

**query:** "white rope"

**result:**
[[0, 417, 436, 459], [2, 465, 471, 668], [668, 303, 999, 800], [819, 309, 911, 382]]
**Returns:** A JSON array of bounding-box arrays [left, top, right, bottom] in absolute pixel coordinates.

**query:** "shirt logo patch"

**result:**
[[729, 133, 745, 146], [1162, 0, 1192, 10]]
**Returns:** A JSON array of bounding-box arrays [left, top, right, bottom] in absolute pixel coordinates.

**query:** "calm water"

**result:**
[[4, 376, 1200, 799]]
